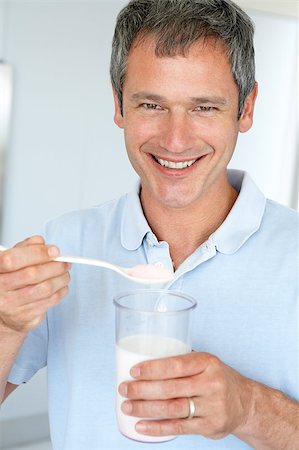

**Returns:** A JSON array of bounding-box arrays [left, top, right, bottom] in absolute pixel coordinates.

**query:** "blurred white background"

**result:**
[[0, 0, 297, 448]]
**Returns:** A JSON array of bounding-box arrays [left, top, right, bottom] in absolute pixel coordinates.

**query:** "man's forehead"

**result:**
[[129, 32, 227, 59], [125, 34, 232, 86]]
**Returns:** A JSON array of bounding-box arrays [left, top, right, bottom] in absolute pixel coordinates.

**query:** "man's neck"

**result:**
[[140, 176, 238, 270]]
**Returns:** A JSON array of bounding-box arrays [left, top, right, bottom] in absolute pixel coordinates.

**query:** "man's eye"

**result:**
[[195, 106, 215, 112], [142, 103, 162, 110]]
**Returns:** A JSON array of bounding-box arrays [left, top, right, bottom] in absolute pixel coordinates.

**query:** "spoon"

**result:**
[[0, 245, 174, 285]]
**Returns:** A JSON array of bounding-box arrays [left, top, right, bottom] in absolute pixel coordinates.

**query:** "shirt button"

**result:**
[[155, 262, 164, 268]]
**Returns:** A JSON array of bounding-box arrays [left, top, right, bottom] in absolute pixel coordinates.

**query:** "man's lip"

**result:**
[[148, 153, 208, 173], [150, 154, 201, 163]]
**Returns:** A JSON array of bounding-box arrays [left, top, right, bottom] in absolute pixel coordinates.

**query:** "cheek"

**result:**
[[124, 118, 157, 150], [123, 125, 149, 169], [202, 122, 238, 155]]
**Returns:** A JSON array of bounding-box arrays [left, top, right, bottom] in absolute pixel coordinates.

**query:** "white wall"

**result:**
[[1, 0, 136, 247], [236, 0, 297, 17], [0, 2, 4, 56], [0, 0, 297, 445], [230, 9, 298, 208]]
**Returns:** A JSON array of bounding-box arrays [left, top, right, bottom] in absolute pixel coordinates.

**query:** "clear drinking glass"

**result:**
[[114, 289, 197, 443]]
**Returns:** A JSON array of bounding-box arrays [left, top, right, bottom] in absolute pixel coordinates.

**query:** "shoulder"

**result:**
[[263, 199, 298, 230], [44, 194, 128, 253], [259, 199, 298, 251], [47, 195, 127, 228]]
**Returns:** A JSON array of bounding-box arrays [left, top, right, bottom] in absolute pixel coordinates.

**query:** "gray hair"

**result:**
[[110, 0, 256, 118]]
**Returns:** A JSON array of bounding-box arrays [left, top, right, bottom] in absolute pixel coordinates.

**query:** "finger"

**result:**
[[0, 243, 60, 272], [17, 271, 71, 304], [121, 397, 192, 419], [135, 417, 205, 437], [0, 261, 71, 291], [6, 271, 71, 306], [130, 352, 214, 380], [14, 235, 45, 248], [26, 285, 70, 312], [5, 285, 69, 333], [119, 376, 199, 400]]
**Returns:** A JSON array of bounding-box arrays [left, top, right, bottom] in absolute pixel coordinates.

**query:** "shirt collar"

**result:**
[[211, 169, 266, 254], [121, 169, 266, 253], [121, 182, 151, 250]]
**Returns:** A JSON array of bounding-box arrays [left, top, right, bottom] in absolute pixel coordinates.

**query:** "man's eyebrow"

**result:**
[[130, 92, 165, 102], [190, 96, 228, 106]]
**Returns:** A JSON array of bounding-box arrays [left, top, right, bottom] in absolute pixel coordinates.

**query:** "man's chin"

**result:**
[[140, 182, 205, 211], [155, 192, 204, 210]]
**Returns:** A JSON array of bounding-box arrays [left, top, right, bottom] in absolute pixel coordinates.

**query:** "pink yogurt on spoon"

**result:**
[[126, 264, 174, 282]]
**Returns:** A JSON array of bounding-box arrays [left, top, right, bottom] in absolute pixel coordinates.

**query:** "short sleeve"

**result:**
[[8, 312, 48, 385], [7, 224, 51, 385]]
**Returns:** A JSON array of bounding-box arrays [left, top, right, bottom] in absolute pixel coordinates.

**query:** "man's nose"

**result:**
[[159, 112, 195, 154]]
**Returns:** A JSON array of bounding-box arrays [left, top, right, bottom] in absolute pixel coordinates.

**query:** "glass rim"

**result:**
[[113, 289, 197, 314]]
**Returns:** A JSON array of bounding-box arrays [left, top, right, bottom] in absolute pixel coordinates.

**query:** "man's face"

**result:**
[[113, 36, 257, 210]]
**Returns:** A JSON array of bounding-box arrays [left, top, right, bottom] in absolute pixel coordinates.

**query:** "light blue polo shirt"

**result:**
[[8, 170, 298, 450]]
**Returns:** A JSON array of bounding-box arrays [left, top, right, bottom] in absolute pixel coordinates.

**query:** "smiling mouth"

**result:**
[[153, 156, 199, 169]]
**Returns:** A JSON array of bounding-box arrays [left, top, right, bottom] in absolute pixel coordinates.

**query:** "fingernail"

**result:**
[[118, 382, 128, 396], [66, 263, 72, 270], [136, 422, 148, 433], [130, 366, 140, 378], [121, 401, 132, 414], [48, 246, 60, 258]]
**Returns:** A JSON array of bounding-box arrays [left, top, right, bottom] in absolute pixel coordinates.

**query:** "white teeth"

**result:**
[[155, 158, 197, 169]]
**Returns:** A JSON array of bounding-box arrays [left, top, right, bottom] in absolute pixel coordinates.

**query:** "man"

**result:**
[[0, 0, 298, 449]]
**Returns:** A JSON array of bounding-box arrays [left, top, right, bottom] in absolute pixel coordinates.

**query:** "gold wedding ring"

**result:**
[[187, 397, 196, 419]]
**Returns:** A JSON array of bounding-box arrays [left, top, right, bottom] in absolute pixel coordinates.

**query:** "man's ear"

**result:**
[[239, 82, 258, 133], [112, 85, 124, 129]]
